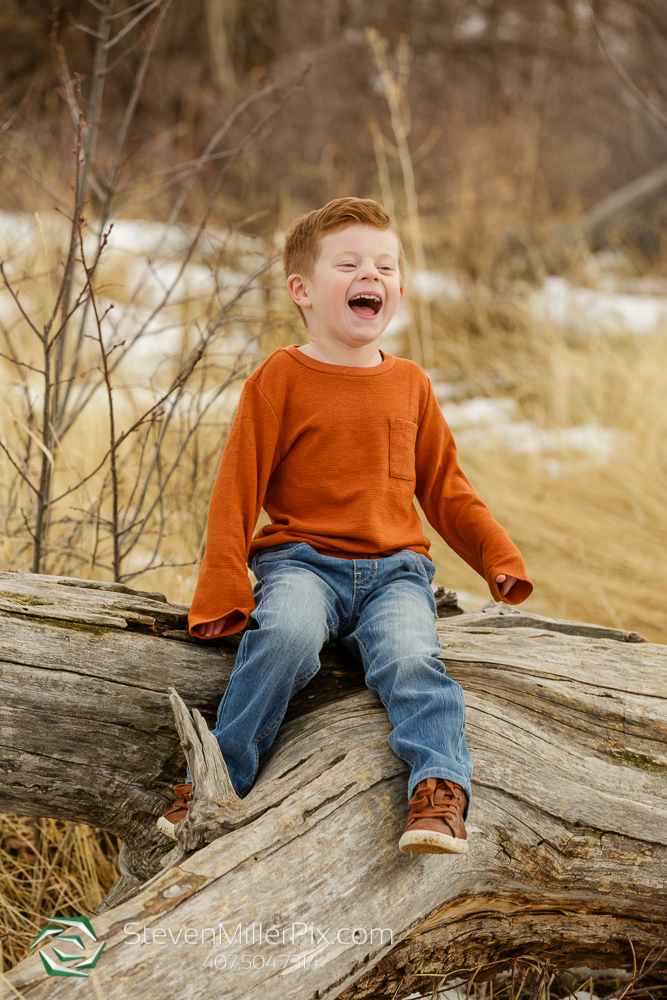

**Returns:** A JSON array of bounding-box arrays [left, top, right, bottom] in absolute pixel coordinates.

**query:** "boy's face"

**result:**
[[287, 224, 404, 349]]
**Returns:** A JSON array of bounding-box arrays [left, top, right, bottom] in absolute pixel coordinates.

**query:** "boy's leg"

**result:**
[[192, 543, 339, 798], [340, 549, 473, 814]]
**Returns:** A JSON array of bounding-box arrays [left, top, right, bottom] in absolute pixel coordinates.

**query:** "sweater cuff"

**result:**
[[188, 603, 254, 638], [487, 570, 533, 605]]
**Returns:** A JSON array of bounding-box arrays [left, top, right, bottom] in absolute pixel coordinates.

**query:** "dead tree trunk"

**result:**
[[1, 570, 666, 999]]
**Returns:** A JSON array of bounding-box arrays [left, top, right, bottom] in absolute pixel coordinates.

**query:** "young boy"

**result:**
[[158, 197, 532, 854]]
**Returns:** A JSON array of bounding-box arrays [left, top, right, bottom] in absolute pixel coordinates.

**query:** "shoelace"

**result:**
[[173, 783, 193, 803], [406, 779, 464, 831], [167, 785, 193, 818]]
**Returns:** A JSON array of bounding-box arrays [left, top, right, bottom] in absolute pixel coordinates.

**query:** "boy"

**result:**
[[158, 197, 532, 854]]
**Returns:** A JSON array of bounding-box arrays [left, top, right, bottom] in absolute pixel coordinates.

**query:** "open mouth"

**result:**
[[347, 293, 382, 317]]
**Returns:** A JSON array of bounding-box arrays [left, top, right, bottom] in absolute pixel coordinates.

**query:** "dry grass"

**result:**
[[391, 952, 667, 999], [422, 294, 667, 644], [0, 815, 120, 972]]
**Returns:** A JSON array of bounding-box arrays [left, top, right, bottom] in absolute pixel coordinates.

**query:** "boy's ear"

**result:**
[[286, 273, 311, 310]]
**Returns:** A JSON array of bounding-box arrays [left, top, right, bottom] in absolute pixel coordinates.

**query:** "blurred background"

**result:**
[[1, 0, 667, 974]]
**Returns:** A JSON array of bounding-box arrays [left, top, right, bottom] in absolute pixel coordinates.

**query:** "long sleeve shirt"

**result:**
[[188, 345, 533, 636]]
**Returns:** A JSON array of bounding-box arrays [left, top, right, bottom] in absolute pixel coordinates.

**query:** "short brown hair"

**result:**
[[283, 197, 405, 288]]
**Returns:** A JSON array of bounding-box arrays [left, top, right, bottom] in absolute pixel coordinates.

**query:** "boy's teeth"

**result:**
[[348, 292, 382, 315]]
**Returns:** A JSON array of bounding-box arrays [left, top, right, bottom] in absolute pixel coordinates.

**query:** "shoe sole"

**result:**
[[398, 830, 469, 855], [156, 816, 178, 841]]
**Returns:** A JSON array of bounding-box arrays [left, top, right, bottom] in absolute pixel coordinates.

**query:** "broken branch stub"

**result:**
[[167, 685, 247, 850]]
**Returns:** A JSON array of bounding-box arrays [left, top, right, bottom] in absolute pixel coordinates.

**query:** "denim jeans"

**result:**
[[187, 542, 473, 812]]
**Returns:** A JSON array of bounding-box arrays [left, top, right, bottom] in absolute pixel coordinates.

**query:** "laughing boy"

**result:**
[[158, 197, 533, 854]]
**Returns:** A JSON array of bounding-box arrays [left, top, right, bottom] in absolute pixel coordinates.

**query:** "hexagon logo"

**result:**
[[29, 916, 105, 977]]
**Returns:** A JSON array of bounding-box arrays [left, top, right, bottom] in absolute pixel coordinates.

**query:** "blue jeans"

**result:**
[[187, 542, 473, 813]]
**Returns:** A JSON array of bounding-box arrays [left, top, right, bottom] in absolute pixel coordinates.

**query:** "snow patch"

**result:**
[[441, 395, 624, 469], [530, 276, 667, 335]]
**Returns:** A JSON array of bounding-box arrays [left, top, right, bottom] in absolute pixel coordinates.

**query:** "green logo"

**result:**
[[29, 916, 105, 977]]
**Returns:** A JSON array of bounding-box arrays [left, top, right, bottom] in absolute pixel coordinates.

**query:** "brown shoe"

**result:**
[[398, 778, 468, 855], [156, 782, 193, 841]]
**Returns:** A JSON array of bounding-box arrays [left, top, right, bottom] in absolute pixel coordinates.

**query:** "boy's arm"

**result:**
[[188, 379, 280, 637], [414, 384, 533, 605]]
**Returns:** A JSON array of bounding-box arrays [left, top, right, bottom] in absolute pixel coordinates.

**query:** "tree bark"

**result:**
[[1, 570, 666, 998]]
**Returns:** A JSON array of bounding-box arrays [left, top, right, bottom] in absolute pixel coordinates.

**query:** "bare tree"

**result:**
[[0, 1, 302, 584]]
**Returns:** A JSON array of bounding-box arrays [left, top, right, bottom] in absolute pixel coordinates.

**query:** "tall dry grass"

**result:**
[[0, 815, 119, 973], [422, 287, 667, 644]]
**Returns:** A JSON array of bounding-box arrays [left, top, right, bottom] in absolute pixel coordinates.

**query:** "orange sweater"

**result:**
[[189, 346, 533, 636]]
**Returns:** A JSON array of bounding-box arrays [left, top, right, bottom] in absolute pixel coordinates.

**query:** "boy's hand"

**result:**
[[495, 574, 517, 598], [194, 617, 229, 638]]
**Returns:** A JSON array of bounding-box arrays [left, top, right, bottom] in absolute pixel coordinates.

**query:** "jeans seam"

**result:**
[[357, 632, 390, 711], [216, 630, 251, 728], [410, 551, 438, 615], [253, 659, 320, 744]]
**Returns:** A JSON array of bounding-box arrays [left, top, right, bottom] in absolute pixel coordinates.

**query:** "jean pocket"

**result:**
[[389, 417, 418, 480], [252, 542, 308, 572]]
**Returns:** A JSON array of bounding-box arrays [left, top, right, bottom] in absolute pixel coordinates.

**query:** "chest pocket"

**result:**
[[389, 417, 418, 480]]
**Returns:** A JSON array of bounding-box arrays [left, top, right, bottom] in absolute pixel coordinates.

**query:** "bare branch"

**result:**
[[4, 154, 71, 210], [0, 353, 46, 376], [105, 0, 164, 50], [589, 5, 667, 133], [0, 264, 42, 338], [108, 0, 157, 21], [56, 0, 173, 421], [69, 78, 280, 393], [114, 147, 238, 195], [58, 86, 295, 439], [121, 557, 198, 584], [105, 96, 292, 364], [67, 19, 105, 40], [100, 34, 147, 77], [44, 122, 86, 343], [0, 439, 38, 497], [52, 42, 82, 130], [47, 286, 94, 353], [412, 125, 442, 164], [79, 218, 121, 580], [0, 79, 36, 135]]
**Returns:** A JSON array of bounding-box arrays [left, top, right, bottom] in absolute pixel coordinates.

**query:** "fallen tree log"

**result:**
[[1, 570, 666, 998]]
